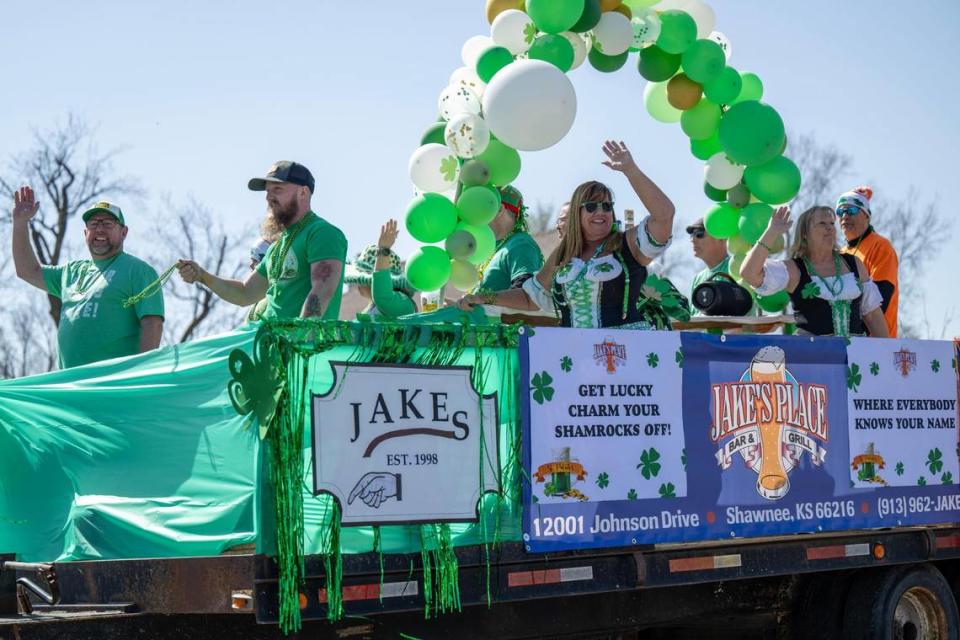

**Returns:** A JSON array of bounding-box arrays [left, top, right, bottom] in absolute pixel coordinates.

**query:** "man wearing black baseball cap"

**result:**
[[177, 160, 347, 320]]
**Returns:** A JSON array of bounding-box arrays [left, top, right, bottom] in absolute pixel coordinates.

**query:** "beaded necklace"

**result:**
[[551, 240, 639, 326], [472, 229, 517, 294], [803, 252, 859, 337], [74, 253, 122, 297], [268, 212, 316, 282]]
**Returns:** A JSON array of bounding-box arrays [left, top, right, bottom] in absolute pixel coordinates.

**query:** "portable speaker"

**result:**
[[693, 272, 754, 316]]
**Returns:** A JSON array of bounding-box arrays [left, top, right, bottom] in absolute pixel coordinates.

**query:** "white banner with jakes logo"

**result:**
[[312, 362, 499, 525], [526, 327, 687, 504], [846, 338, 958, 489]]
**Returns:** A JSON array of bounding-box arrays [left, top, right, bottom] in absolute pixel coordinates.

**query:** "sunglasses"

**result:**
[[582, 201, 614, 213], [688, 228, 705, 239], [836, 205, 862, 218], [85, 219, 119, 230]]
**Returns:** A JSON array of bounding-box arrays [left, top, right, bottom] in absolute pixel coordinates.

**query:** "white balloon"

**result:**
[[444, 113, 491, 159], [708, 31, 732, 61], [461, 35, 494, 68], [437, 84, 481, 121], [481, 60, 577, 152], [561, 31, 588, 70], [449, 66, 487, 99], [631, 11, 661, 49], [704, 152, 745, 190], [591, 12, 634, 56], [491, 9, 535, 55], [684, 0, 716, 38], [409, 143, 460, 193]]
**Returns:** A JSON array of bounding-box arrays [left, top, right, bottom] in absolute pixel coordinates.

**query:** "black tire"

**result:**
[[842, 564, 959, 640]]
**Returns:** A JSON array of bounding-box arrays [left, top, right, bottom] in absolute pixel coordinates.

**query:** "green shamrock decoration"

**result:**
[[926, 448, 943, 475], [918, 476, 927, 487], [942, 472, 953, 485], [646, 352, 659, 368], [627, 488, 638, 500], [227, 327, 284, 439], [658, 482, 676, 498], [593, 262, 614, 273], [801, 282, 821, 299], [675, 348, 684, 368], [895, 461, 904, 476], [846, 363, 862, 392], [523, 22, 537, 45], [531, 371, 555, 405], [931, 359, 941, 373], [439, 156, 458, 182], [637, 448, 661, 479], [637, 274, 691, 326], [596, 472, 609, 489], [869, 362, 879, 376], [560, 356, 573, 372]]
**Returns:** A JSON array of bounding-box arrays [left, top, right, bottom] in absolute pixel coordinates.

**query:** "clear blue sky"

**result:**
[[2, 1, 957, 337]]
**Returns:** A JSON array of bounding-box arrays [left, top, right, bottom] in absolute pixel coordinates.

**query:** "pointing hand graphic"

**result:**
[[347, 472, 401, 509]]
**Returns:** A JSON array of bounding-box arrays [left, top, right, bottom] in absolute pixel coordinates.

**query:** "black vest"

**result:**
[[552, 248, 648, 328], [789, 254, 863, 335]]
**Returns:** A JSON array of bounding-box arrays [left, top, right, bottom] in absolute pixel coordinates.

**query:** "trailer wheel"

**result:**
[[841, 564, 958, 640]]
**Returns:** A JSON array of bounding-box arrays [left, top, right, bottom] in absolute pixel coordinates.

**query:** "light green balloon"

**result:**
[[734, 71, 763, 104], [704, 203, 740, 239], [624, 0, 659, 10], [743, 155, 802, 204], [737, 203, 774, 244], [681, 39, 725, 85], [405, 193, 459, 243], [449, 259, 480, 291], [644, 81, 681, 124], [405, 246, 452, 292], [727, 232, 751, 254], [460, 222, 497, 265], [457, 185, 502, 225], [726, 183, 751, 208], [526, 0, 585, 35], [703, 66, 742, 105], [476, 139, 521, 186], [681, 99, 721, 140]]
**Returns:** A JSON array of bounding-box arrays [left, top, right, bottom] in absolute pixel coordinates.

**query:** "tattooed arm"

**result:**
[[301, 259, 343, 318]]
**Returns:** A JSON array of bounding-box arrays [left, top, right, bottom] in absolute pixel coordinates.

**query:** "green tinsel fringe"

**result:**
[[122, 262, 177, 308], [420, 524, 461, 618], [322, 500, 343, 622]]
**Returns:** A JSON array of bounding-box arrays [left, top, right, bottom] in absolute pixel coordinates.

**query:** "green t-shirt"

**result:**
[[476, 231, 544, 292], [690, 255, 758, 316], [256, 212, 347, 320], [41, 252, 164, 369]]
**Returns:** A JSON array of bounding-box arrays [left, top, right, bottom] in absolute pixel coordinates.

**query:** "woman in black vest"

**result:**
[[741, 205, 888, 337], [455, 140, 689, 329]]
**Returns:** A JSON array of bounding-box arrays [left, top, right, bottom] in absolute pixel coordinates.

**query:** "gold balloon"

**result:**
[[667, 73, 703, 110], [486, 0, 523, 24], [599, 0, 623, 10], [613, 4, 632, 18]]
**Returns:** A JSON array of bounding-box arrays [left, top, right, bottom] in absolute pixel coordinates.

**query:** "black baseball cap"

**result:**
[[685, 218, 705, 235], [248, 161, 315, 193]]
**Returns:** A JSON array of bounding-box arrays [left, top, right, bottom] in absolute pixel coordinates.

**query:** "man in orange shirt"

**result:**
[[837, 186, 899, 337]]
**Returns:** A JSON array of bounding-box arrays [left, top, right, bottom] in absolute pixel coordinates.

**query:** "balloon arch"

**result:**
[[404, 0, 800, 313]]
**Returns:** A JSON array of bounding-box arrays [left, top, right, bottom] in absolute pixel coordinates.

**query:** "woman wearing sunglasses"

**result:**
[[456, 140, 688, 329], [740, 205, 888, 338]]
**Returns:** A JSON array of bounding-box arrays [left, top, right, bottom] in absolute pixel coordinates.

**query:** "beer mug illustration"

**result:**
[[751, 346, 789, 499]]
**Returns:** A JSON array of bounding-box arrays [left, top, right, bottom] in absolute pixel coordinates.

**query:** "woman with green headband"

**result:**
[[457, 140, 688, 330], [471, 185, 544, 294]]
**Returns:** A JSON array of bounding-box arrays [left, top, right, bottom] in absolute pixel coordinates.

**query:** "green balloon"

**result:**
[[704, 203, 740, 239], [461, 222, 497, 265], [703, 66, 742, 105], [727, 232, 751, 254], [405, 193, 459, 243], [681, 99, 721, 140], [757, 290, 789, 313], [570, 0, 602, 33], [656, 10, 697, 54], [528, 34, 575, 72], [726, 183, 751, 208], [420, 122, 446, 146], [704, 182, 727, 203], [588, 47, 629, 73], [445, 229, 478, 261], [743, 155, 802, 204], [737, 203, 774, 244], [637, 45, 681, 82], [476, 45, 514, 83], [734, 72, 763, 104], [459, 159, 491, 187], [476, 139, 521, 186], [718, 101, 785, 166], [405, 246, 452, 292], [457, 185, 502, 225], [681, 39, 725, 84], [690, 132, 722, 160], [526, 0, 585, 34]]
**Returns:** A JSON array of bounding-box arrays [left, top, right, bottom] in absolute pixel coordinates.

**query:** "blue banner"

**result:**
[[522, 331, 960, 553]]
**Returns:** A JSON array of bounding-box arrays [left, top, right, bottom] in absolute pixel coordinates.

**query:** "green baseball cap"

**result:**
[[81, 201, 125, 226]]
